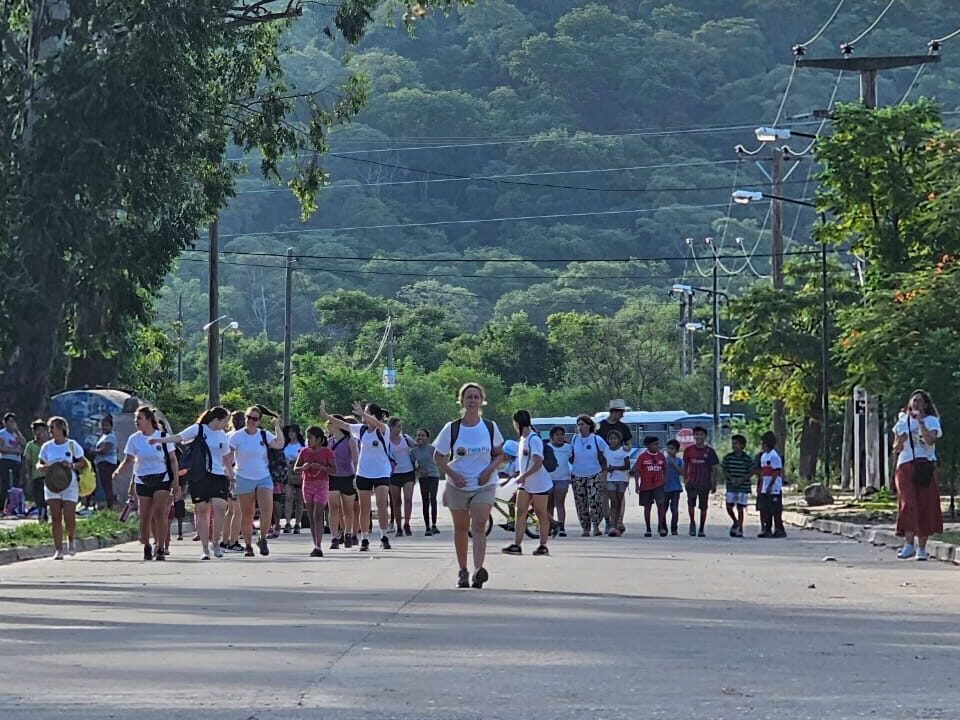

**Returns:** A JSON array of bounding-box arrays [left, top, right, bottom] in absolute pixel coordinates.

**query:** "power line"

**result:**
[[797, 0, 848, 48], [931, 27, 960, 44], [214, 201, 761, 239], [844, 0, 896, 47]]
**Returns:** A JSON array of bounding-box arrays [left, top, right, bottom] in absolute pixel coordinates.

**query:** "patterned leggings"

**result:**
[[572, 474, 605, 530]]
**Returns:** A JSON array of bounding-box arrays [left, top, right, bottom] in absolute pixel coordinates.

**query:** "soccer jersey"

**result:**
[[634, 449, 666, 490], [722, 451, 754, 494], [759, 449, 783, 494], [683, 444, 719, 491]]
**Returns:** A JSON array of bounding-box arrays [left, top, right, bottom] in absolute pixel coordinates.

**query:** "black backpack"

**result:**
[[178, 424, 211, 484], [261, 430, 288, 483], [541, 441, 558, 473]]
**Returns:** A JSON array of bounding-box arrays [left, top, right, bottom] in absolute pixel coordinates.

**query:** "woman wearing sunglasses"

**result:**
[[225, 407, 285, 557]]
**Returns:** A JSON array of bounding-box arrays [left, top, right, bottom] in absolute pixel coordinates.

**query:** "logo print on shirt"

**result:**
[[455, 446, 467, 457]]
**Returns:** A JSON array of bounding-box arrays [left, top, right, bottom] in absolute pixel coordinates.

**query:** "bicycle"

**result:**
[[468, 491, 539, 539]]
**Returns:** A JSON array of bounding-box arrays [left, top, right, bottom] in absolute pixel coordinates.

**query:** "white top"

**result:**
[[433, 418, 505, 490], [95, 432, 118, 465], [180, 424, 230, 476], [548, 442, 572, 483], [0, 429, 23, 462], [39, 438, 84, 484], [894, 414, 942, 468], [349, 423, 393, 479], [759, 449, 783, 494], [603, 447, 630, 482], [283, 442, 304, 464], [570, 433, 609, 477], [229, 429, 276, 480], [389, 434, 415, 474], [517, 433, 553, 494], [124, 430, 169, 480]]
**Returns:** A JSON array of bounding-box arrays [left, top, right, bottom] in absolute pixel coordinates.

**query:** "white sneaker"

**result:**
[[916, 548, 929, 561], [897, 543, 916, 559], [52, 549, 64, 560], [213, 544, 224, 558], [67, 541, 77, 556], [200, 546, 211, 561]]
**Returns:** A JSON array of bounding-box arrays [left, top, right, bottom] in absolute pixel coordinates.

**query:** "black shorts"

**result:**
[[389, 471, 416, 488], [637, 486, 666, 507], [136, 473, 172, 498], [190, 473, 229, 504], [518, 487, 551, 497], [355, 475, 390, 492], [685, 485, 711, 509], [329, 475, 357, 495]]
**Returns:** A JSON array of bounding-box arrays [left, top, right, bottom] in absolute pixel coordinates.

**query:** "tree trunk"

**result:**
[[773, 399, 787, 466], [798, 410, 821, 482], [0, 297, 67, 420], [65, 289, 120, 389]]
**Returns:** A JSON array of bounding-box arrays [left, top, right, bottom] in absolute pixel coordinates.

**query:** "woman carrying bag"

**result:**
[[892, 390, 943, 561]]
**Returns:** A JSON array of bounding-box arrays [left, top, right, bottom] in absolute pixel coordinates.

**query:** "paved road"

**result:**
[[1, 503, 959, 720]]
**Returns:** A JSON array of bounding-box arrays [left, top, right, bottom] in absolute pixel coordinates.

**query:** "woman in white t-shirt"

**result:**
[[433, 383, 504, 589], [320, 400, 395, 552], [150, 406, 233, 561], [892, 390, 944, 561], [569, 414, 609, 537], [225, 406, 285, 557], [113, 406, 180, 562], [388, 417, 416, 537], [501, 410, 553, 557], [36, 416, 88, 559]]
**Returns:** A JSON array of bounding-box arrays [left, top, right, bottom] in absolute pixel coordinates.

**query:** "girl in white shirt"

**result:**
[[502, 409, 553, 557], [388, 417, 416, 537], [321, 400, 394, 552], [547, 426, 572, 537], [36, 416, 87, 559], [281, 424, 306, 535]]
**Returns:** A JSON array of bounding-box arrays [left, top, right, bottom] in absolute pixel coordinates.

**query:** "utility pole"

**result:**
[[176, 293, 183, 385], [386, 314, 395, 384], [796, 53, 938, 110], [282, 247, 294, 421], [771, 148, 787, 452], [712, 258, 720, 441], [207, 217, 219, 407]]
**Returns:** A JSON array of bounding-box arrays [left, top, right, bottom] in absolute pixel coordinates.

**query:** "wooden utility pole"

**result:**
[[282, 247, 294, 421], [770, 148, 787, 449], [796, 54, 938, 110]]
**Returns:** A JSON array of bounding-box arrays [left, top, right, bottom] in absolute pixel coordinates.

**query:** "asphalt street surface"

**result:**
[[1, 502, 958, 720]]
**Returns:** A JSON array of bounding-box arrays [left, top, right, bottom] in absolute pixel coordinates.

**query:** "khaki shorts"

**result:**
[[443, 482, 496, 510]]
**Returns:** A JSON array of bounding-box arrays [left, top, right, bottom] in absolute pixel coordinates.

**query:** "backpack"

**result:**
[[541, 442, 558, 473], [448, 418, 496, 460], [261, 430, 288, 483], [178, 424, 211, 485]]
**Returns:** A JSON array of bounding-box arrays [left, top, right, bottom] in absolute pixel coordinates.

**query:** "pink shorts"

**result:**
[[302, 480, 329, 506]]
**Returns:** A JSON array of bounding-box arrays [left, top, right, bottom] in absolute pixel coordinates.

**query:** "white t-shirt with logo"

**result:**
[[180, 424, 230, 476], [433, 419, 505, 491], [389, 434, 415, 474], [349, 424, 393, 479], [229, 429, 275, 480], [123, 430, 169, 480], [894, 414, 942, 468], [517, 433, 554, 494], [549, 441, 572, 483], [570, 433, 609, 477], [603, 447, 630, 483], [38, 438, 84, 485]]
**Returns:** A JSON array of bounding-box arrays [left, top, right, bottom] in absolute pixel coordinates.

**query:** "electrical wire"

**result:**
[[797, 0, 848, 48], [362, 317, 391, 372], [214, 201, 756, 239], [844, 0, 896, 47], [772, 62, 798, 128], [899, 63, 926, 105], [932, 27, 960, 44]]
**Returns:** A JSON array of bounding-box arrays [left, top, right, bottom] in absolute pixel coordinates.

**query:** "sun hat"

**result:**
[[608, 399, 627, 411]]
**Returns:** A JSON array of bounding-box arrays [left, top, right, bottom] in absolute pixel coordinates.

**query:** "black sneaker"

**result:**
[[395, 528, 403, 538], [689, 522, 696, 536], [309, 548, 324, 557], [343, 535, 353, 549], [229, 542, 244, 552], [729, 525, 739, 538], [351, 534, 359, 546], [532, 545, 549, 556], [558, 527, 567, 537], [471, 567, 489, 589], [697, 529, 706, 537], [360, 538, 370, 552], [457, 569, 470, 589], [425, 528, 433, 536], [143, 544, 153, 561], [282, 524, 292, 534], [403, 524, 412, 536], [323, 525, 331, 534], [244, 545, 255, 557], [658, 527, 668, 537], [758, 530, 773, 538], [330, 537, 340, 550], [258, 537, 269, 556], [155, 548, 166, 561], [431, 526, 439, 535], [772, 528, 788, 539], [671, 527, 678, 536], [501, 544, 522, 555], [381, 536, 392, 550], [293, 526, 300, 535], [644, 531, 652, 538]]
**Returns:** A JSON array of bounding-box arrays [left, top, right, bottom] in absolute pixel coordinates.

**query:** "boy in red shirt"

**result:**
[[632, 435, 668, 537], [683, 426, 720, 537]]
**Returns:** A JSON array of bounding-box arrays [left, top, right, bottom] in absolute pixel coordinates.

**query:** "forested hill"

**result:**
[[160, 0, 960, 340]]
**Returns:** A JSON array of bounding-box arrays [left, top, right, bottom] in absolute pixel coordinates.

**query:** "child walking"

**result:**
[[663, 439, 683, 535], [603, 430, 630, 535], [633, 436, 667, 537], [682, 426, 719, 537], [757, 431, 786, 538], [294, 426, 336, 557], [721, 434, 754, 538]]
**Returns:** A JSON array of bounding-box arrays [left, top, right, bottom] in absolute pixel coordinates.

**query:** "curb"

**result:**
[[0, 529, 140, 566], [782, 510, 960, 565]]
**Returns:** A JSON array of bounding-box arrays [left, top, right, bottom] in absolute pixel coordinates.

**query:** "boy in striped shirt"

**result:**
[[721, 434, 754, 538]]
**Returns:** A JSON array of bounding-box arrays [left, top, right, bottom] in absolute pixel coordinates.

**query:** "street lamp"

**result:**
[[733, 188, 831, 484], [754, 126, 818, 143], [220, 321, 239, 360]]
